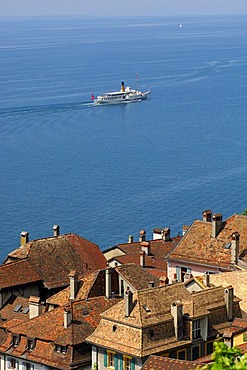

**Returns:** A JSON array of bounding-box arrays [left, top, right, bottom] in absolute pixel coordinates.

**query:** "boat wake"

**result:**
[[0, 101, 96, 117]]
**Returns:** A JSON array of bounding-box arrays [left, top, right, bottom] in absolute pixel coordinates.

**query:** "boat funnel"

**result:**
[[121, 81, 125, 92]]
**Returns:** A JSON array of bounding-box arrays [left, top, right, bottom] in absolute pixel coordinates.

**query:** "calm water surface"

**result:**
[[1, 16, 247, 262]]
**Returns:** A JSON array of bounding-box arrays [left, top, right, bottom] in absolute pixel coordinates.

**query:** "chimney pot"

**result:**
[[141, 241, 150, 255], [139, 230, 146, 242], [20, 231, 29, 246], [128, 235, 133, 243], [105, 267, 112, 299], [163, 228, 171, 242], [64, 306, 72, 328], [140, 250, 145, 267], [202, 210, 212, 222], [224, 286, 234, 321], [29, 296, 41, 319], [124, 288, 133, 317], [69, 270, 78, 300], [212, 213, 223, 238], [231, 232, 240, 265], [203, 272, 210, 287], [53, 224, 60, 236]]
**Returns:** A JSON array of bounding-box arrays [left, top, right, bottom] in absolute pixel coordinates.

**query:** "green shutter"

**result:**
[[104, 351, 107, 367], [119, 355, 123, 370], [131, 358, 135, 370], [114, 354, 118, 370], [176, 266, 181, 281]]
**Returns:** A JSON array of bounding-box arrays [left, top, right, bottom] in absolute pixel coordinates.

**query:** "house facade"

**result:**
[[86, 282, 242, 369], [167, 211, 247, 282]]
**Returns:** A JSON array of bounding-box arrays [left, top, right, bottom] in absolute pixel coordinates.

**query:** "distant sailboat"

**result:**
[[179, 24, 183, 28]]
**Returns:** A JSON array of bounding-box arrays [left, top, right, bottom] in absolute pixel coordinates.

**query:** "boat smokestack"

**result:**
[[121, 81, 125, 92]]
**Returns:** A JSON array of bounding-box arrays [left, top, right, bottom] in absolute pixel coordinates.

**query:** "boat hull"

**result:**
[[95, 83, 151, 104]]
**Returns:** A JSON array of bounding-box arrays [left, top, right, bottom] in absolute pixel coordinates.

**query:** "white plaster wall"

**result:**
[[168, 261, 219, 282]]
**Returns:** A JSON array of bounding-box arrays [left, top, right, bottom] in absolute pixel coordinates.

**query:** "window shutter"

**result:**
[[187, 267, 191, 274], [31, 365, 34, 370], [104, 351, 107, 367], [131, 358, 135, 370], [21, 362, 25, 370], [176, 266, 181, 281], [16, 361, 19, 370], [114, 354, 118, 370], [7, 358, 11, 369], [119, 355, 123, 370]]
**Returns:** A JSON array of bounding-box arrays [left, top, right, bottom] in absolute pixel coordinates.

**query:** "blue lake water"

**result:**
[[1, 15, 247, 263]]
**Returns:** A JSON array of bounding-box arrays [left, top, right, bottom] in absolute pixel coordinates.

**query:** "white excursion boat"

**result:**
[[94, 82, 151, 104]]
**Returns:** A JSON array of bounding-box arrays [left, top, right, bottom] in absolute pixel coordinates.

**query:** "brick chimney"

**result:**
[[105, 267, 112, 299], [139, 230, 146, 242], [124, 288, 133, 317], [163, 228, 171, 242], [212, 213, 223, 238], [202, 210, 212, 222], [128, 235, 133, 243], [64, 306, 72, 328], [141, 241, 150, 255], [171, 301, 183, 340], [20, 231, 29, 246], [69, 270, 78, 300], [140, 251, 145, 267], [53, 224, 60, 236], [29, 296, 42, 319], [224, 286, 234, 321], [231, 232, 240, 265]]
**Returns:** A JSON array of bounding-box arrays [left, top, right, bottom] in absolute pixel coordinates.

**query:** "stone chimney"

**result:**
[[53, 224, 60, 236], [20, 231, 29, 246], [124, 288, 133, 317], [141, 241, 150, 255], [139, 230, 146, 242], [128, 235, 133, 244], [202, 210, 212, 222], [224, 286, 234, 321], [64, 306, 72, 328], [212, 213, 223, 238], [148, 281, 155, 288], [29, 296, 42, 319], [153, 228, 162, 240], [203, 272, 210, 287], [105, 267, 112, 299], [140, 251, 145, 267], [171, 301, 183, 340], [69, 270, 78, 300], [231, 232, 240, 265], [163, 228, 171, 242]]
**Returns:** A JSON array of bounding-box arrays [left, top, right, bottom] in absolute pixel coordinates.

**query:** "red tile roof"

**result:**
[[168, 214, 247, 269], [142, 355, 203, 370], [4, 234, 107, 290]]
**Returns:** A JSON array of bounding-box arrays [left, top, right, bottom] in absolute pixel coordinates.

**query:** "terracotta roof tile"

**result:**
[[0, 260, 40, 289], [168, 214, 247, 269], [142, 355, 203, 370], [5, 234, 107, 290]]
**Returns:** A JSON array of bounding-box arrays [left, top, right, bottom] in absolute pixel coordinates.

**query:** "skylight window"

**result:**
[[143, 305, 151, 313], [13, 304, 22, 312], [224, 243, 231, 249]]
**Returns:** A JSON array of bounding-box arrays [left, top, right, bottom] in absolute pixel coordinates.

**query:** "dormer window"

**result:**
[[26, 338, 35, 351], [55, 344, 67, 354], [11, 334, 19, 347], [192, 319, 201, 339]]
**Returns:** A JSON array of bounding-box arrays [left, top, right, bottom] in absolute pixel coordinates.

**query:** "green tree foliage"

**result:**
[[241, 209, 247, 216], [200, 341, 247, 369]]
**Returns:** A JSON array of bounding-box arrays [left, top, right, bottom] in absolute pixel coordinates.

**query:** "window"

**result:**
[[26, 339, 35, 351], [10, 359, 16, 369], [12, 335, 19, 347], [55, 344, 67, 354], [177, 349, 186, 360], [192, 319, 201, 339], [191, 345, 200, 360], [107, 351, 115, 368], [123, 356, 132, 370], [205, 341, 214, 355]]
